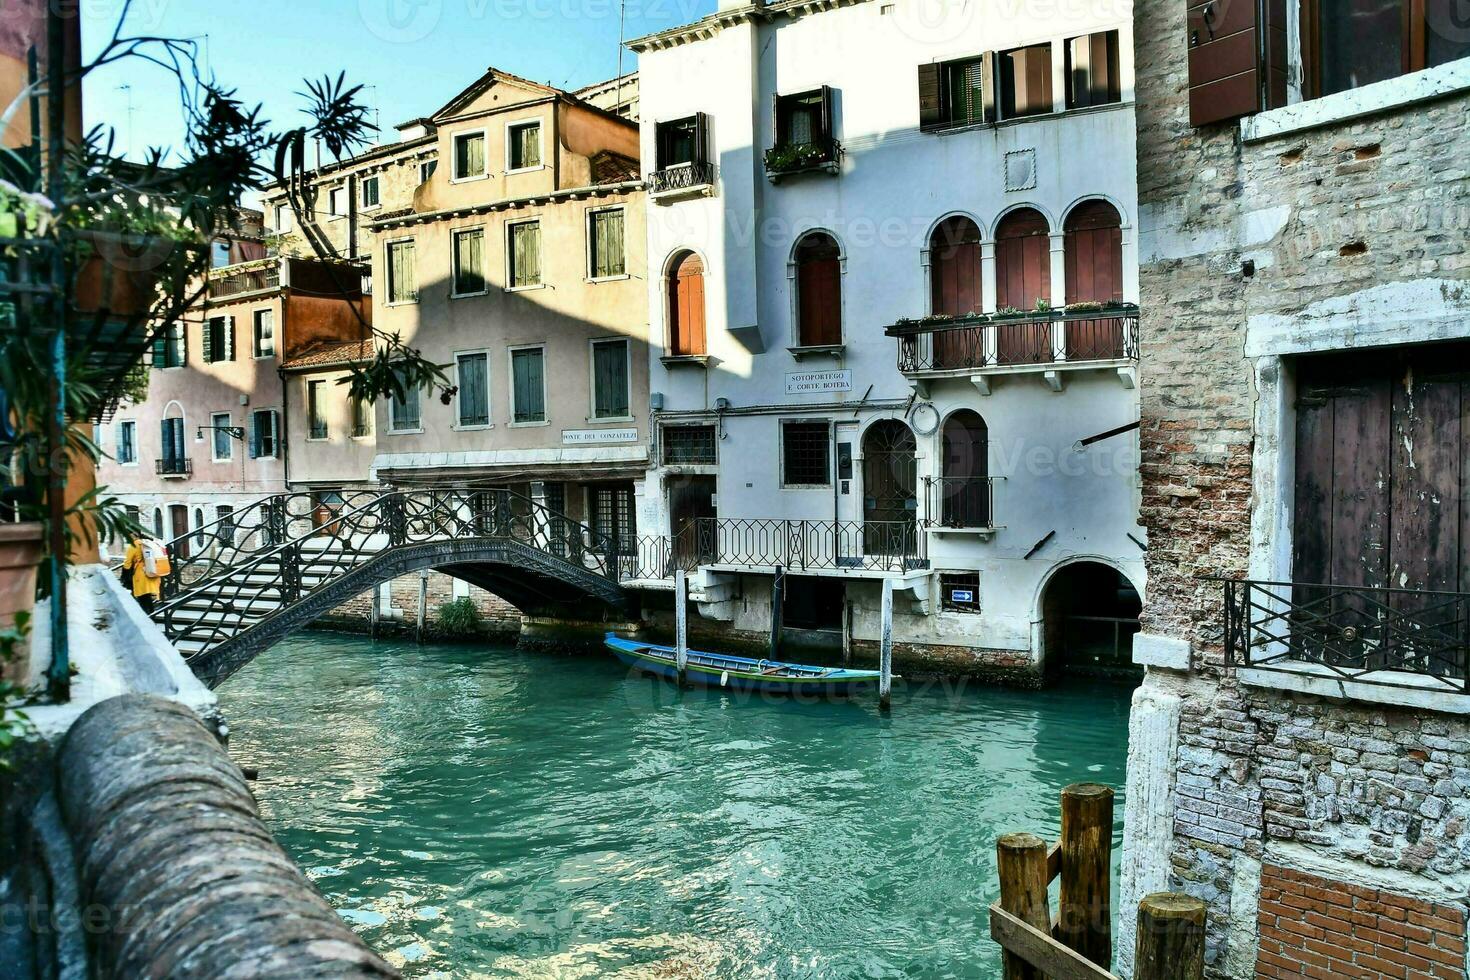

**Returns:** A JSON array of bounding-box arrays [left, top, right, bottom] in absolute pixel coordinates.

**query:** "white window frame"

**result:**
[[384, 236, 418, 306], [273, 204, 291, 232], [452, 347, 494, 431], [450, 224, 489, 298], [251, 408, 282, 460], [116, 419, 138, 467], [388, 384, 423, 435], [505, 218, 544, 292], [252, 308, 275, 359], [504, 118, 544, 175], [779, 418, 834, 489], [210, 412, 233, 462], [588, 337, 634, 423], [585, 205, 630, 283], [359, 174, 381, 211], [451, 127, 490, 183], [419, 158, 438, 183], [350, 391, 374, 440], [507, 343, 549, 427], [158, 322, 186, 369], [203, 314, 234, 364], [327, 185, 345, 220]]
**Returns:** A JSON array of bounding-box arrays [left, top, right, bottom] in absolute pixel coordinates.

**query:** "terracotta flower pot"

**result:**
[[70, 229, 167, 317], [0, 522, 44, 686]]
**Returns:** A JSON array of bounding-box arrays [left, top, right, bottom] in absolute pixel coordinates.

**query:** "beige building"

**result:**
[[264, 68, 650, 555]]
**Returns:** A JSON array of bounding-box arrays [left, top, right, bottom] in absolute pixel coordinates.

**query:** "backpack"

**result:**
[[142, 540, 172, 578]]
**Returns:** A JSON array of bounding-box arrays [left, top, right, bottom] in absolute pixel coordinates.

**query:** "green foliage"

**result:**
[[764, 142, 831, 173], [436, 598, 483, 638], [0, 612, 36, 771]]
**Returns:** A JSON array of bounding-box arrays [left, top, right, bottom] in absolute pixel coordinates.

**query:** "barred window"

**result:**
[[662, 425, 717, 466], [781, 421, 831, 487], [590, 483, 637, 556]]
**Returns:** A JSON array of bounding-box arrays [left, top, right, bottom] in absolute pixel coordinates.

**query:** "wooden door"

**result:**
[[796, 233, 842, 347], [668, 252, 706, 356], [930, 217, 983, 369], [170, 504, 191, 559], [862, 421, 917, 557], [670, 475, 716, 568], [1063, 200, 1125, 359], [994, 209, 1052, 364]]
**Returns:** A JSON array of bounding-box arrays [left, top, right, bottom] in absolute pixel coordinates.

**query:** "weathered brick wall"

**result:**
[[1257, 865, 1467, 980], [1129, 0, 1470, 976], [321, 571, 521, 637]]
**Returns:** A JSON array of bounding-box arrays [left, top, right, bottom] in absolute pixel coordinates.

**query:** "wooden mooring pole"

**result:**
[[769, 564, 784, 658], [675, 568, 689, 687], [1059, 783, 1115, 968], [370, 584, 381, 640], [1135, 893, 1206, 980], [879, 577, 893, 711], [996, 833, 1050, 980], [415, 570, 429, 644]]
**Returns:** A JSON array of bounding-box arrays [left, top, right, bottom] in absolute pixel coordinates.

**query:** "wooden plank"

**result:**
[[1390, 370, 1461, 594], [1331, 373, 1391, 590], [989, 904, 1118, 980]]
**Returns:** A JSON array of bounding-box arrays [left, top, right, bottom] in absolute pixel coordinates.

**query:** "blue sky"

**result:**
[[82, 0, 713, 164]]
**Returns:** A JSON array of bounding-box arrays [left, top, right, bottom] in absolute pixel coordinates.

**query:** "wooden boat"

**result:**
[[604, 632, 884, 696]]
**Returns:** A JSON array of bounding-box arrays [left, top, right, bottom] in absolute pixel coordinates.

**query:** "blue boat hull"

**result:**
[[604, 633, 881, 697]]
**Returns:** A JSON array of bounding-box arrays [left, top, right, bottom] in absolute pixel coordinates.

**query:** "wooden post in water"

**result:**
[[841, 598, 852, 666], [370, 584, 381, 640], [879, 577, 893, 711], [769, 565, 784, 658], [996, 833, 1050, 980], [1135, 893, 1206, 980], [675, 568, 689, 687], [1059, 782, 1115, 968], [415, 570, 429, 644]]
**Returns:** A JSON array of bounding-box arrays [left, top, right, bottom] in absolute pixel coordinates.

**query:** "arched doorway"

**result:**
[[1040, 561, 1141, 677], [994, 207, 1052, 364], [862, 420, 917, 558], [794, 232, 842, 347], [1063, 199, 1125, 359], [667, 251, 706, 356], [939, 410, 989, 528], [930, 216, 983, 368]]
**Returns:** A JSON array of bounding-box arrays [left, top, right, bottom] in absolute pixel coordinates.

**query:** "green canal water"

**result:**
[[221, 632, 1133, 979]]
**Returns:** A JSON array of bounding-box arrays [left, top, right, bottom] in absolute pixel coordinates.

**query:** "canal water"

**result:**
[[222, 632, 1133, 979]]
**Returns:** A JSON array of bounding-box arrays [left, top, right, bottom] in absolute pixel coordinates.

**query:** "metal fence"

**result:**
[[925, 476, 997, 529], [1220, 578, 1470, 692], [629, 518, 928, 579], [891, 310, 1139, 373]]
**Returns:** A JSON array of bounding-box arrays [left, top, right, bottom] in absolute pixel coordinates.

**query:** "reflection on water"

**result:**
[[222, 632, 1132, 978]]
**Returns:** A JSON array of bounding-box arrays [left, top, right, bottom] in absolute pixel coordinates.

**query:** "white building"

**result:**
[[628, 0, 1145, 681]]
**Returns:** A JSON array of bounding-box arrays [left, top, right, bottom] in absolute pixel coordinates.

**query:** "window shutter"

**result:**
[[818, 85, 834, 143], [178, 324, 187, 366], [151, 336, 165, 368], [270, 410, 280, 457], [1187, 0, 1284, 126], [772, 92, 782, 146], [226, 317, 236, 361], [918, 63, 943, 130], [982, 52, 997, 123], [201, 321, 213, 364], [249, 412, 261, 458], [693, 112, 710, 168]]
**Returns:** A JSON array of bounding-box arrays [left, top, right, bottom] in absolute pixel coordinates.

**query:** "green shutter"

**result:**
[[201, 320, 214, 363], [593, 210, 624, 278], [512, 223, 540, 287], [225, 317, 236, 361], [512, 349, 544, 422], [593, 341, 628, 418], [455, 230, 484, 294], [519, 124, 540, 168]]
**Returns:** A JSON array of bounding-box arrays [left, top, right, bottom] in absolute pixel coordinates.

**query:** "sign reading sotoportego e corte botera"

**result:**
[[785, 370, 852, 395]]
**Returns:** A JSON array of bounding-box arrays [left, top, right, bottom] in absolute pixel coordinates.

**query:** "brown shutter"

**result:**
[[772, 92, 782, 146], [982, 51, 997, 123], [693, 112, 710, 168], [918, 62, 943, 130], [818, 85, 834, 143], [1187, 0, 1262, 126]]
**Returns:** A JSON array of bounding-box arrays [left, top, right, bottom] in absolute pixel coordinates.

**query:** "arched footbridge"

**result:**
[[151, 488, 636, 687]]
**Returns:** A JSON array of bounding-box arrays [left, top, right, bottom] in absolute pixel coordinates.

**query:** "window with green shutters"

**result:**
[[351, 395, 372, 437], [453, 131, 486, 179], [509, 121, 541, 170], [510, 347, 546, 423], [250, 409, 280, 458], [202, 316, 233, 363], [117, 421, 137, 464], [253, 309, 275, 357], [591, 339, 630, 419], [387, 240, 417, 303], [211, 412, 233, 460], [360, 175, 380, 208], [151, 323, 186, 368], [456, 351, 490, 427], [452, 228, 485, 295], [508, 221, 541, 288], [588, 208, 625, 279], [390, 382, 421, 432]]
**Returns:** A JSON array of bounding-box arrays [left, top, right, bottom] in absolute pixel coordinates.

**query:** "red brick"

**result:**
[[1408, 941, 1467, 969], [1378, 947, 1437, 975], [1355, 953, 1409, 979], [1408, 912, 1466, 934]]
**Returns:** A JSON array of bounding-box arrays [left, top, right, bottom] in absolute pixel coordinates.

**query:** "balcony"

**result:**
[[764, 137, 842, 182], [630, 518, 929, 581], [649, 162, 716, 200], [207, 259, 280, 300], [924, 477, 999, 533], [156, 457, 192, 478], [1221, 578, 1469, 696], [886, 304, 1139, 391]]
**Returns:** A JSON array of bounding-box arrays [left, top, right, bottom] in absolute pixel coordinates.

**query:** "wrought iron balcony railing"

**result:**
[[649, 162, 716, 196], [156, 457, 192, 477], [629, 518, 928, 579], [763, 137, 842, 178], [924, 476, 998, 530], [886, 306, 1139, 374], [1221, 578, 1470, 693], [207, 260, 280, 299]]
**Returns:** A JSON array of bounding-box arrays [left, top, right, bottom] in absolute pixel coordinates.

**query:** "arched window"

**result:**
[[794, 232, 842, 347], [1063, 199, 1125, 359], [194, 507, 206, 549], [153, 508, 163, 538], [994, 207, 1052, 364], [940, 410, 990, 528], [930, 216, 983, 369], [667, 251, 706, 356]]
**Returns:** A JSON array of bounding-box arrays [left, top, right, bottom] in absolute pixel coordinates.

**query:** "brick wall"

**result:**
[[1257, 865, 1467, 980], [321, 571, 521, 637]]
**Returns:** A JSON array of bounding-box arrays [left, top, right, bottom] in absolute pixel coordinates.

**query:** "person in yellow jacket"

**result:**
[[122, 533, 163, 613]]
